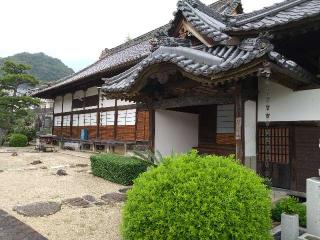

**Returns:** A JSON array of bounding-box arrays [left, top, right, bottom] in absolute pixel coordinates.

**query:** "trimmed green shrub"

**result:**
[[122, 151, 272, 240], [90, 153, 151, 186], [14, 127, 36, 142], [8, 133, 28, 147], [272, 197, 306, 227]]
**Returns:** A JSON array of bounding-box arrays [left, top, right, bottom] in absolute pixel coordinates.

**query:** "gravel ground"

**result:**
[[0, 146, 123, 240]]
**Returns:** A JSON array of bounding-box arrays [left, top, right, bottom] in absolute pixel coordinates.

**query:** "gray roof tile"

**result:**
[[102, 37, 274, 93], [230, 0, 320, 31]]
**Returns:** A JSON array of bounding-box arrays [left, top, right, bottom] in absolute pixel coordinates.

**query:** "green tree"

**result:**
[[0, 60, 38, 96], [0, 60, 40, 135]]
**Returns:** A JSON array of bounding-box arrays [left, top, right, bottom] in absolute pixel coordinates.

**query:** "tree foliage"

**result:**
[[0, 60, 39, 136]]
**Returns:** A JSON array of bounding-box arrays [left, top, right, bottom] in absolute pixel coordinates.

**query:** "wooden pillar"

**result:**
[[97, 88, 101, 139], [70, 92, 74, 138], [114, 100, 118, 140], [52, 97, 56, 135], [61, 95, 64, 138], [149, 108, 155, 151], [235, 82, 244, 164]]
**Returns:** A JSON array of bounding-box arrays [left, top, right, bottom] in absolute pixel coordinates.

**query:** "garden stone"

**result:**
[[76, 163, 89, 167], [40, 166, 48, 170], [24, 167, 37, 171], [101, 192, 126, 203], [13, 201, 61, 217], [94, 201, 106, 206], [31, 160, 42, 165], [11, 152, 18, 156], [82, 195, 96, 203], [119, 187, 132, 194], [56, 169, 68, 176], [62, 197, 90, 208]]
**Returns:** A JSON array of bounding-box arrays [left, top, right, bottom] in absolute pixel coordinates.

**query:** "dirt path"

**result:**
[[0, 147, 123, 240]]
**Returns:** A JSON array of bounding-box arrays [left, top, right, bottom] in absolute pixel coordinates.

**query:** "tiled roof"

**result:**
[[102, 37, 274, 93], [31, 41, 151, 96], [30, 25, 170, 97], [169, 0, 230, 42], [229, 0, 320, 31], [268, 51, 317, 84], [32, 0, 320, 97]]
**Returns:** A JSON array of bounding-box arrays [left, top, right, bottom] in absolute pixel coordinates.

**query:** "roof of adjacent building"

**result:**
[[229, 0, 320, 32], [31, 0, 320, 98]]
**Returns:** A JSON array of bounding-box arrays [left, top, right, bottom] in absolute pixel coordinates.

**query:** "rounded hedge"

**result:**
[[9, 134, 28, 147], [122, 151, 272, 240]]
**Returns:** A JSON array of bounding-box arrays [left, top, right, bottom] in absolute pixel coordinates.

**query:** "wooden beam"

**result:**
[[153, 95, 234, 109], [182, 20, 214, 47]]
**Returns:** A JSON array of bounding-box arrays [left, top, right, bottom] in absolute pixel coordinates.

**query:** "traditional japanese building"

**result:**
[[32, 0, 320, 193]]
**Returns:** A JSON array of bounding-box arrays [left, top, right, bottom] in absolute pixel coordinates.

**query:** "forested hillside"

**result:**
[[0, 52, 74, 82]]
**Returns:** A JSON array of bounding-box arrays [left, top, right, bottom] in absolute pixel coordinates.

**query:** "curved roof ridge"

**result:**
[[102, 37, 273, 93]]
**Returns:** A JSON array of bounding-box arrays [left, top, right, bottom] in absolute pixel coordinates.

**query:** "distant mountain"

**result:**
[[0, 52, 74, 83]]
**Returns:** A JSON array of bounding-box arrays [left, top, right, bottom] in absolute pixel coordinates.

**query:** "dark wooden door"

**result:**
[[292, 126, 320, 192], [198, 105, 217, 144]]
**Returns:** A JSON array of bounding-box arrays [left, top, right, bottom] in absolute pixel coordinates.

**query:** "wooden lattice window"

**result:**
[[258, 127, 290, 164]]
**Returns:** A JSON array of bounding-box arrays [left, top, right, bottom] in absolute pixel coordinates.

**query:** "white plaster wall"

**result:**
[[54, 96, 63, 114], [117, 100, 135, 106], [245, 100, 257, 157], [258, 80, 320, 122], [155, 110, 199, 156], [86, 87, 98, 97], [63, 93, 72, 112], [74, 90, 84, 100], [100, 96, 116, 108]]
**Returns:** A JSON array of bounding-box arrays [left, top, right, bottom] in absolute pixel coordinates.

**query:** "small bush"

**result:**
[[122, 151, 272, 240], [8, 134, 28, 147], [14, 127, 36, 142], [90, 153, 151, 186], [272, 197, 306, 227]]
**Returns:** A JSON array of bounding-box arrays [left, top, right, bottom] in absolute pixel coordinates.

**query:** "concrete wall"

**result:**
[[244, 100, 257, 171], [155, 110, 199, 156], [258, 80, 320, 122]]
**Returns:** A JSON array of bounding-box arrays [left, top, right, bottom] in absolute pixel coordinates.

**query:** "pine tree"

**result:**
[[0, 60, 40, 132]]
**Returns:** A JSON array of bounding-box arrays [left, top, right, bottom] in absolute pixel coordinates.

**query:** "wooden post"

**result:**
[[149, 108, 155, 152], [61, 95, 64, 139], [97, 88, 101, 139], [235, 82, 244, 164], [52, 97, 56, 135], [70, 92, 74, 138], [114, 100, 118, 140]]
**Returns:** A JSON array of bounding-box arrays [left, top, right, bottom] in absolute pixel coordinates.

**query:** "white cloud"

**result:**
[[0, 0, 282, 72]]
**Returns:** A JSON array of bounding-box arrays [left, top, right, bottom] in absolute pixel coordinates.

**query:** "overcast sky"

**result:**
[[0, 0, 282, 72]]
